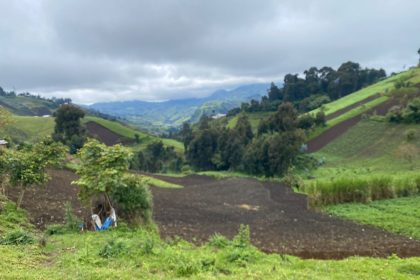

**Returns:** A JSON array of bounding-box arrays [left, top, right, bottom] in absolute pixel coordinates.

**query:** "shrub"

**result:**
[[64, 203, 82, 231], [208, 233, 230, 248], [405, 129, 416, 142], [111, 174, 153, 225], [45, 224, 67, 236], [233, 224, 251, 249], [1, 229, 34, 245]]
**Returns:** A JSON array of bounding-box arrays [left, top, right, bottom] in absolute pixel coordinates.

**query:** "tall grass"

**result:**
[[304, 173, 420, 207]]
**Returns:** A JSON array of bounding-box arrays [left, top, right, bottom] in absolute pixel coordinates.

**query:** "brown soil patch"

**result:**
[[326, 94, 381, 121], [85, 121, 134, 146], [5, 169, 89, 229], [307, 98, 399, 153], [151, 174, 420, 259], [5, 170, 420, 259]]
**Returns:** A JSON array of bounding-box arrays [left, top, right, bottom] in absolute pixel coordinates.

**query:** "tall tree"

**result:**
[[267, 82, 282, 101], [52, 104, 86, 153], [234, 114, 254, 145]]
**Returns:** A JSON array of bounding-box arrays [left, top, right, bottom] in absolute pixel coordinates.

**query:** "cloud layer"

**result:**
[[0, 0, 419, 103]]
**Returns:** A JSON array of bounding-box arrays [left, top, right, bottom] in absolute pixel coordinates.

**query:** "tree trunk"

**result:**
[[17, 188, 25, 208], [104, 192, 113, 209]]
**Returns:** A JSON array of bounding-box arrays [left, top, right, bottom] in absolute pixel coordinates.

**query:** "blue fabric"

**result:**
[[101, 217, 114, 230], [96, 217, 114, 231]]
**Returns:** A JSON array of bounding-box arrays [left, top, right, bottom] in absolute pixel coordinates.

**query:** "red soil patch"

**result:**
[[85, 121, 134, 146], [306, 98, 399, 153]]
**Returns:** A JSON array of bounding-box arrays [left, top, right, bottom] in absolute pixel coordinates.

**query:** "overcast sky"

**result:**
[[0, 0, 419, 104]]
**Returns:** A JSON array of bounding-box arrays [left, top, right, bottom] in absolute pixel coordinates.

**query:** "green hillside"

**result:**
[[0, 95, 60, 116], [0, 113, 183, 152], [227, 67, 420, 133], [1, 116, 55, 143], [83, 116, 184, 152]]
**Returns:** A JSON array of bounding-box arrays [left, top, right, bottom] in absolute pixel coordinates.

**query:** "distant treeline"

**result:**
[[0, 86, 72, 107], [230, 61, 386, 115]]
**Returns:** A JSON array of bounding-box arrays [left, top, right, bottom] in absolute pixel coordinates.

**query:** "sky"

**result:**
[[0, 0, 419, 104]]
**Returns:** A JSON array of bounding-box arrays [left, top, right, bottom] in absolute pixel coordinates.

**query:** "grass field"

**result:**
[[311, 120, 420, 178], [1, 224, 420, 279], [309, 68, 420, 117], [84, 116, 184, 152], [308, 95, 389, 140], [326, 196, 420, 240], [1, 116, 54, 143], [227, 112, 272, 132]]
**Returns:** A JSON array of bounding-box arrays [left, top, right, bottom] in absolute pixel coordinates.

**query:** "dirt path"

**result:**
[[152, 174, 420, 259], [85, 121, 134, 146], [306, 98, 398, 153]]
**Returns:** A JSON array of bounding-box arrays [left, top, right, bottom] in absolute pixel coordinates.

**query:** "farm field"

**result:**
[[8, 169, 420, 259], [326, 196, 420, 240], [2, 171, 420, 279]]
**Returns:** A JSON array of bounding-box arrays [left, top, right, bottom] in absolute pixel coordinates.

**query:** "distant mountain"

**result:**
[[88, 83, 271, 133]]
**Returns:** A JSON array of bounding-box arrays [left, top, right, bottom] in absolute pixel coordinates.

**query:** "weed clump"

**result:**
[[99, 239, 127, 258], [0, 229, 34, 245]]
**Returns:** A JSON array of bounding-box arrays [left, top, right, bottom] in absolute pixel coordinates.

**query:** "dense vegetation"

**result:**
[[233, 61, 386, 115], [52, 104, 87, 153], [179, 102, 323, 176]]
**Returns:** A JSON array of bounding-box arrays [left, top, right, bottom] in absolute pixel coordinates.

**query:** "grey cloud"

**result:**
[[0, 0, 419, 103]]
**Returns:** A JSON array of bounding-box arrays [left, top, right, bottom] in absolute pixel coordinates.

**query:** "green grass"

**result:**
[[303, 173, 420, 206], [308, 95, 389, 140], [1, 227, 420, 279], [310, 120, 420, 179], [0, 195, 33, 234], [1, 116, 54, 143], [141, 175, 183, 189], [326, 196, 420, 240], [227, 112, 272, 132], [310, 68, 420, 117], [84, 116, 184, 152]]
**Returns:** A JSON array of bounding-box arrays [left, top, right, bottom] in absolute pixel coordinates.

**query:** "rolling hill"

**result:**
[[88, 83, 271, 133]]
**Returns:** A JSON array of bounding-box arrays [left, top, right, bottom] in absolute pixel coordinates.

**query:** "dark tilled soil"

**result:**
[[6, 170, 420, 259], [306, 98, 399, 153], [85, 121, 134, 146], [326, 94, 381, 121], [6, 169, 90, 229], [152, 174, 420, 259]]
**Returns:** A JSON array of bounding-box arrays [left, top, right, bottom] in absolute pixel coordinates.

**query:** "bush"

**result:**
[[45, 224, 67, 236], [405, 129, 416, 142], [111, 174, 153, 225], [208, 233, 230, 248], [64, 203, 82, 231], [1, 229, 34, 245]]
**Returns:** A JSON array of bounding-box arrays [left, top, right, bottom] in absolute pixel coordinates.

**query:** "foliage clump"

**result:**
[[0, 229, 34, 245], [73, 139, 152, 225]]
